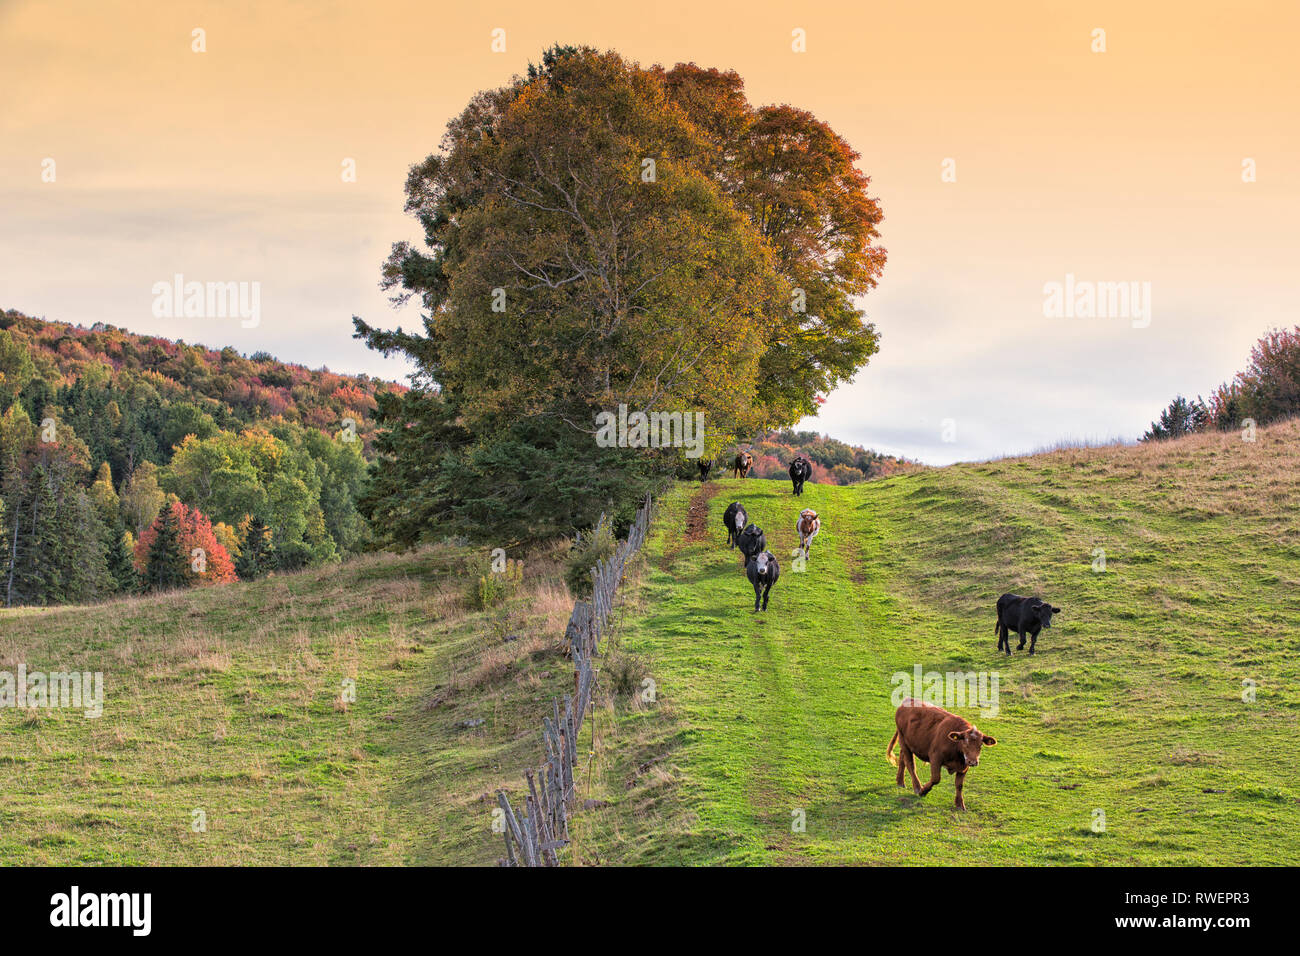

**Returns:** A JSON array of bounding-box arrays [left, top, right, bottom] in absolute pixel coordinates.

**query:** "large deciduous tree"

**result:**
[[356, 46, 886, 545]]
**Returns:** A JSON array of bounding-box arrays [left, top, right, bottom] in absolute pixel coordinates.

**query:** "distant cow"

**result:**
[[722, 501, 748, 549], [698, 459, 712, 481], [789, 455, 812, 495], [746, 550, 780, 612], [995, 593, 1062, 656], [732, 451, 753, 478], [886, 699, 997, 811], [795, 508, 820, 559], [737, 524, 766, 563]]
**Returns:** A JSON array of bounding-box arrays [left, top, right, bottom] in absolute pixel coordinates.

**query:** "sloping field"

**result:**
[[3, 422, 1297, 866], [577, 420, 1300, 864], [0, 547, 579, 865]]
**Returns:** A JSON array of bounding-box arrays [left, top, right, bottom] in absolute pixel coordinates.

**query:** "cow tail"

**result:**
[[886, 730, 899, 767]]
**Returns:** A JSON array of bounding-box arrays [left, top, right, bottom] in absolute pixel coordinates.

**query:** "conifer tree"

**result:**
[[235, 516, 274, 580]]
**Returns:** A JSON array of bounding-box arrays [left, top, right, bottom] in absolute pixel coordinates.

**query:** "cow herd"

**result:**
[[711, 450, 1064, 811], [720, 456, 824, 613]]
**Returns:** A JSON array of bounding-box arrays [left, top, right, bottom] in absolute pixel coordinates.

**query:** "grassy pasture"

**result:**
[[2, 420, 1297, 865], [0, 545, 579, 865], [576, 419, 1300, 864]]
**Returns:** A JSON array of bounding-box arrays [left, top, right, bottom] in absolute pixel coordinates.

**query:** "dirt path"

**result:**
[[661, 480, 718, 569]]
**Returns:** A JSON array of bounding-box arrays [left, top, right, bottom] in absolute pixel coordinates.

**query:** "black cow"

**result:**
[[789, 455, 812, 495], [722, 501, 748, 549], [995, 593, 1062, 656], [746, 550, 780, 612], [737, 524, 766, 563], [698, 459, 712, 481]]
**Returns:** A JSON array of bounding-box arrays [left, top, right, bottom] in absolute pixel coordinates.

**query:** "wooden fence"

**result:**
[[495, 494, 653, 866]]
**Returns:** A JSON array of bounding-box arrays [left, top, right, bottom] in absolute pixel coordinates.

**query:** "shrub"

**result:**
[[468, 556, 523, 610], [605, 652, 650, 698], [564, 518, 617, 598]]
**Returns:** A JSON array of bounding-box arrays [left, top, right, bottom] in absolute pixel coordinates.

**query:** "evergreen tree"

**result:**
[[1142, 395, 1209, 442], [142, 504, 187, 592], [235, 516, 274, 580], [106, 520, 138, 594]]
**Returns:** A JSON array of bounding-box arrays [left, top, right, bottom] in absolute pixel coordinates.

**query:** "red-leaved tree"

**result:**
[[133, 500, 237, 586]]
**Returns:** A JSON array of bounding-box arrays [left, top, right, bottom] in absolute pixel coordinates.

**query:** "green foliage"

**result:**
[[235, 516, 275, 580], [142, 505, 187, 593], [1148, 325, 1300, 440], [355, 48, 887, 548], [564, 517, 617, 598], [1143, 395, 1209, 441], [469, 557, 523, 610], [0, 309, 388, 605]]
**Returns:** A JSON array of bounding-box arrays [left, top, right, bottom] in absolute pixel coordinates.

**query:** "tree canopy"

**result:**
[[355, 46, 887, 545]]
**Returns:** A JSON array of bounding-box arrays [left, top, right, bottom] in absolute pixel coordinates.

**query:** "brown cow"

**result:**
[[886, 699, 996, 810], [732, 451, 753, 478]]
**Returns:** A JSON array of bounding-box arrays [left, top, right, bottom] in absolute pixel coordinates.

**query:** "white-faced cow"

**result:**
[[995, 593, 1062, 656], [887, 699, 997, 810], [737, 524, 766, 564], [789, 455, 812, 495], [732, 451, 753, 478], [722, 501, 747, 549], [795, 508, 820, 560], [746, 550, 779, 612]]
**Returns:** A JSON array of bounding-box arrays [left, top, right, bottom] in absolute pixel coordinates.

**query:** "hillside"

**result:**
[[742, 429, 917, 485], [0, 309, 402, 454], [572, 418, 1300, 864], [0, 544, 580, 864], [1, 309, 405, 608], [4, 419, 1297, 865]]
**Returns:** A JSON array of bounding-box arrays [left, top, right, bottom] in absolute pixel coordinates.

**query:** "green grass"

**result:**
[[4, 420, 1297, 866], [0, 546, 579, 865], [578, 419, 1300, 864]]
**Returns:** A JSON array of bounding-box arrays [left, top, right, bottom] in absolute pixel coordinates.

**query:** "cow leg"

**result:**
[[918, 759, 943, 797], [752, 582, 762, 613], [996, 623, 1005, 653], [761, 582, 771, 611], [954, 770, 967, 810], [902, 747, 923, 794], [896, 744, 908, 786], [1029, 631, 1037, 655], [1016, 630, 1026, 651]]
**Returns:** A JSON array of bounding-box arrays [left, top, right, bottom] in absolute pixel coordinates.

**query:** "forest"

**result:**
[[0, 309, 401, 606]]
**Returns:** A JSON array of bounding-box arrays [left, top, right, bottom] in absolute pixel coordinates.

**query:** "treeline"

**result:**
[[1144, 326, 1300, 440], [0, 310, 399, 453], [0, 311, 387, 607], [745, 430, 915, 484]]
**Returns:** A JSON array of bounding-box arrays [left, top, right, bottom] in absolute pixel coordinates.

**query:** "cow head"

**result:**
[[753, 551, 771, 575], [947, 727, 996, 767], [734, 508, 747, 532], [1036, 601, 1062, 628]]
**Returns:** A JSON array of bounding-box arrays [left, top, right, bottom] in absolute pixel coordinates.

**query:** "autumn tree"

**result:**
[[356, 46, 887, 545], [134, 500, 237, 589]]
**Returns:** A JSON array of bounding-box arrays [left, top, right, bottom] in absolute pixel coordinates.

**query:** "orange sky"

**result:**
[[2, 0, 1297, 462]]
